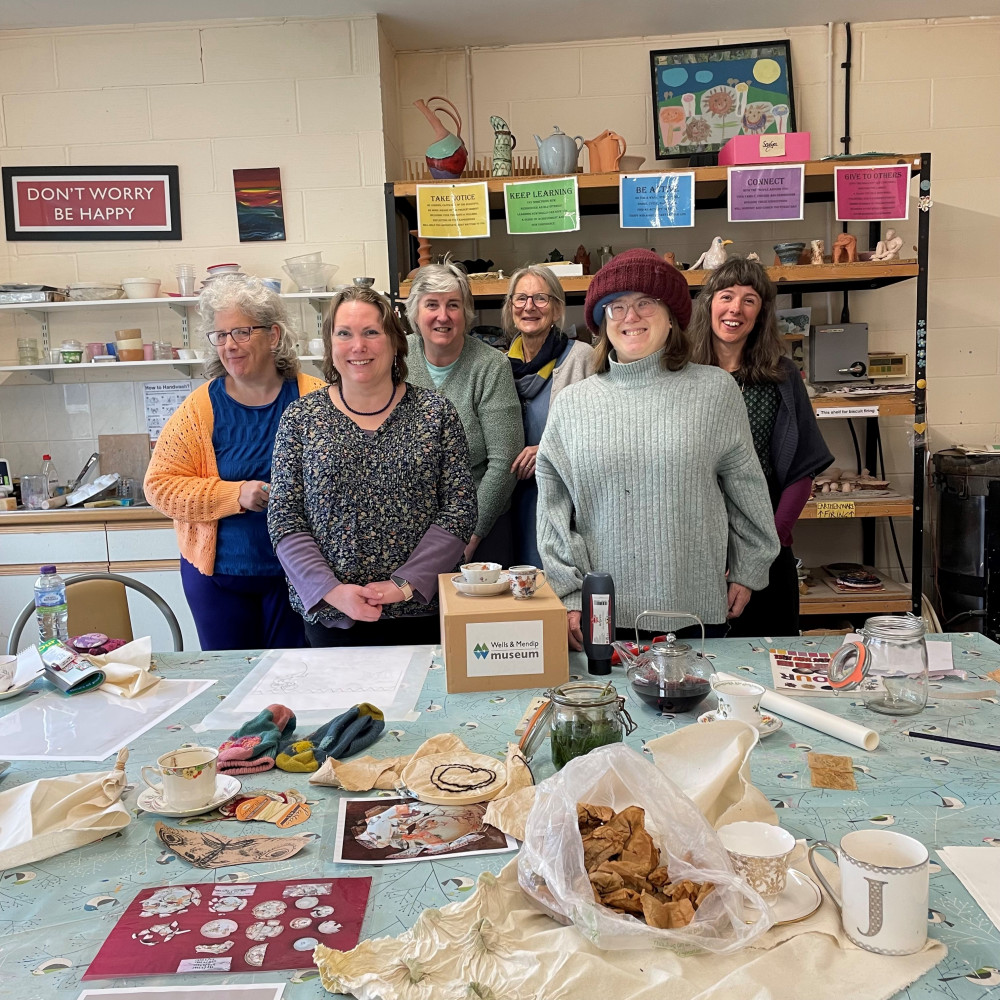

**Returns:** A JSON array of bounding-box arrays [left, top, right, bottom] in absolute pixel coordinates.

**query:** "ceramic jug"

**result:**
[[533, 126, 584, 175], [490, 115, 516, 177], [585, 130, 627, 173], [413, 96, 468, 180]]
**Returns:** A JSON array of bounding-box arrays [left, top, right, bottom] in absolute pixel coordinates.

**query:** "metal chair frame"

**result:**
[[6, 571, 184, 655]]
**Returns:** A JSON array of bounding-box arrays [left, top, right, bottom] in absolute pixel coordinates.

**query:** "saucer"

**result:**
[[137, 774, 242, 817], [451, 573, 511, 597], [697, 709, 783, 737], [0, 676, 40, 701], [746, 869, 822, 926]]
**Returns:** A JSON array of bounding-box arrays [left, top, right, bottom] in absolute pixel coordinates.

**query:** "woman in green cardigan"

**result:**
[[406, 263, 524, 566]]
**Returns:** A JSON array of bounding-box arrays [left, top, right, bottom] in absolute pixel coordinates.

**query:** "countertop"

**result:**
[[0, 506, 170, 527]]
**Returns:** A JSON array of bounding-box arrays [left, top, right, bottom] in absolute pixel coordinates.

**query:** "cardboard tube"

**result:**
[[715, 672, 880, 751]]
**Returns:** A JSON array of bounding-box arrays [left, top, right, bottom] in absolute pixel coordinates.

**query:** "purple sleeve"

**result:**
[[774, 476, 814, 548], [395, 524, 466, 604], [275, 532, 342, 615]]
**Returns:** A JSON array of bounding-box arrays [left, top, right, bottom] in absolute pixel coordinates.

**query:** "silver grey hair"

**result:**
[[198, 274, 301, 381], [501, 265, 566, 340], [405, 263, 476, 335]]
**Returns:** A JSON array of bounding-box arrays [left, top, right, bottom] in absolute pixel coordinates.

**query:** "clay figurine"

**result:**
[[545, 248, 564, 263], [490, 115, 516, 177], [662, 250, 677, 268], [691, 236, 733, 271], [810, 239, 824, 265], [413, 96, 468, 180], [832, 233, 858, 264], [870, 228, 903, 262], [746, 251, 760, 262], [573, 245, 591, 274]]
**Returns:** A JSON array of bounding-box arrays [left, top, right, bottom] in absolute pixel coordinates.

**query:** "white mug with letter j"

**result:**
[[509, 565, 546, 599], [141, 745, 218, 811], [808, 829, 929, 955]]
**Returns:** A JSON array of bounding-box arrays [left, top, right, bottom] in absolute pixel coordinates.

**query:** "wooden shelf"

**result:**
[[799, 567, 911, 616], [811, 392, 915, 416], [798, 496, 913, 520]]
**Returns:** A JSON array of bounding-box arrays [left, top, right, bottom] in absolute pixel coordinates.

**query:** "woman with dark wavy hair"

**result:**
[[688, 257, 833, 636], [145, 274, 325, 650]]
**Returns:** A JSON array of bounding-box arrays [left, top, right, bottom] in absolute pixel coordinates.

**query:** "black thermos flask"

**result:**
[[581, 571, 615, 675]]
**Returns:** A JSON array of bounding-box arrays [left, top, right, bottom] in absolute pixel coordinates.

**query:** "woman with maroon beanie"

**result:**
[[534, 249, 778, 647]]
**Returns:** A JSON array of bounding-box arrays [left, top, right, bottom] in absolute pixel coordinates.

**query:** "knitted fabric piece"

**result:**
[[276, 703, 385, 772], [219, 704, 297, 775], [406, 333, 523, 539], [536, 352, 778, 628], [143, 373, 325, 575], [584, 248, 692, 333]]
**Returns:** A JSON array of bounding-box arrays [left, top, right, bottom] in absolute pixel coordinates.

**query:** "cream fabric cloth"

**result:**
[[88, 636, 161, 698], [0, 748, 130, 868], [314, 724, 946, 998]]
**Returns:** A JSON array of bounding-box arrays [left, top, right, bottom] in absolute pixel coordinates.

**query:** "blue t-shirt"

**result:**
[[210, 377, 298, 576]]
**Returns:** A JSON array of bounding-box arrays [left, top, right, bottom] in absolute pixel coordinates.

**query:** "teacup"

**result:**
[[461, 562, 502, 585], [141, 745, 219, 810], [808, 829, 929, 955], [509, 565, 546, 599], [718, 821, 796, 897], [711, 676, 765, 727]]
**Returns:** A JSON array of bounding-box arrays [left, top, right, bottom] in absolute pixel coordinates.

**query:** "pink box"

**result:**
[[718, 132, 811, 166]]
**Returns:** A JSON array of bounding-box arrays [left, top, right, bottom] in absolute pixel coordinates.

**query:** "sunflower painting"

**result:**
[[233, 166, 286, 242], [650, 41, 795, 159]]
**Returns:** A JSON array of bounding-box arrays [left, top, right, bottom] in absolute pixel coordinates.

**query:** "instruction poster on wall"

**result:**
[[728, 164, 804, 222], [416, 182, 489, 239], [144, 380, 192, 441], [620, 172, 695, 228], [504, 177, 580, 234], [834, 164, 910, 221]]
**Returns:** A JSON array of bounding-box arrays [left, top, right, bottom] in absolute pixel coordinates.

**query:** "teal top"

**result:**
[[425, 358, 459, 388], [407, 333, 524, 538]]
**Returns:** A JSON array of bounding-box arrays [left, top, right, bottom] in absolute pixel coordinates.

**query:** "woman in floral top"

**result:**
[[268, 286, 477, 647]]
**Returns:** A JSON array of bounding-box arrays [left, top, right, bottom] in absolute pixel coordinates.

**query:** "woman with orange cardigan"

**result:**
[[145, 275, 325, 650]]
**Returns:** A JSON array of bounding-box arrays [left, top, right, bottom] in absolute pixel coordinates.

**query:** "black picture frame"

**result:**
[[2, 165, 182, 241], [650, 41, 796, 160]]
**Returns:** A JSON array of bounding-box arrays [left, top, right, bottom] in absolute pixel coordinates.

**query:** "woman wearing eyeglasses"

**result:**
[[535, 249, 778, 649], [502, 265, 593, 566], [145, 274, 325, 650]]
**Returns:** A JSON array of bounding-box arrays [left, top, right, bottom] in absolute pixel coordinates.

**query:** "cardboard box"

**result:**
[[438, 573, 570, 694], [718, 132, 811, 165]]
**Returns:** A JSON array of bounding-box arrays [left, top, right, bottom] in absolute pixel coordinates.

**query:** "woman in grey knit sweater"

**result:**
[[406, 264, 523, 566], [535, 249, 779, 649]]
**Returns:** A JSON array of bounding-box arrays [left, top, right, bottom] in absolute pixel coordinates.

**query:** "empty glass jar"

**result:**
[[827, 614, 929, 716]]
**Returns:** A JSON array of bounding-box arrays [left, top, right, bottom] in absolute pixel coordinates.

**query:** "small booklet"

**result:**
[[38, 638, 106, 695]]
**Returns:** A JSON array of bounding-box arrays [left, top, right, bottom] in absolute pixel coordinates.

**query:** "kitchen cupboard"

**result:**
[[385, 154, 931, 620]]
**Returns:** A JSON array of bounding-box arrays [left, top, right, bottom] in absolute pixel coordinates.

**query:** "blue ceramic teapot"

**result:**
[[533, 126, 584, 175]]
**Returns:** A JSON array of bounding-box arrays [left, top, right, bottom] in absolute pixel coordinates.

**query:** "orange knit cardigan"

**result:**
[[143, 373, 326, 576]]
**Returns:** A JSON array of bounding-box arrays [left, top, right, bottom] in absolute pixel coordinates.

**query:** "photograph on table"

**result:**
[[84, 877, 371, 980], [650, 41, 795, 159], [333, 796, 516, 864]]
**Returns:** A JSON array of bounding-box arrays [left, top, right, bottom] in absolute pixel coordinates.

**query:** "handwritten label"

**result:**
[[177, 957, 232, 973], [816, 405, 880, 419], [816, 500, 856, 519], [759, 135, 786, 158], [212, 884, 257, 896]]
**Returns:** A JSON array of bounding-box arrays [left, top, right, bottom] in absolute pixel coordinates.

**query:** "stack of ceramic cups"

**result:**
[[175, 263, 196, 297]]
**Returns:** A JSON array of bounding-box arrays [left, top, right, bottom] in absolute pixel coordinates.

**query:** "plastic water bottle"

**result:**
[[40, 454, 59, 497], [34, 565, 69, 642]]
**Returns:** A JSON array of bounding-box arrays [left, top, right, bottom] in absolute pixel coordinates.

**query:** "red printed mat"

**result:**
[[84, 877, 371, 979]]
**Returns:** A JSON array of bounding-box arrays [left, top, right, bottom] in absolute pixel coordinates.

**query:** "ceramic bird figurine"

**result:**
[[691, 237, 733, 270]]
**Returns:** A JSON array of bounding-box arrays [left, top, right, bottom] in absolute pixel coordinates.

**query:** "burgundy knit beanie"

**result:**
[[584, 248, 692, 334]]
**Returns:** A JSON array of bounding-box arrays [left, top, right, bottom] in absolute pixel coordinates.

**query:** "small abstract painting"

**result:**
[[233, 167, 285, 242], [650, 41, 795, 159]]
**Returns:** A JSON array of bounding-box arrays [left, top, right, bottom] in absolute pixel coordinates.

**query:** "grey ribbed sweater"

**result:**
[[536, 352, 779, 628], [407, 333, 523, 538]]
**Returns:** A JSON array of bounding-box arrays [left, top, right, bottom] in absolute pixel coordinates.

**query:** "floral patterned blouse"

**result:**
[[268, 385, 477, 624]]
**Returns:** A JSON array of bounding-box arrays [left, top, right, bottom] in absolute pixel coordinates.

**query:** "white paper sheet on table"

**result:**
[[193, 646, 432, 731], [0, 678, 215, 761], [77, 985, 284, 1000], [938, 846, 1000, 932]]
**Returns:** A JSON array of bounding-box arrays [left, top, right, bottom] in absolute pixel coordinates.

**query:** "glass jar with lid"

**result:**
[[827, 613, 928, 715], [547, 680, 635, 770]]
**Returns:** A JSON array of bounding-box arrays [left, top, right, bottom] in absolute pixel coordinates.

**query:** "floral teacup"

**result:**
[[141, 745, 218, 810]]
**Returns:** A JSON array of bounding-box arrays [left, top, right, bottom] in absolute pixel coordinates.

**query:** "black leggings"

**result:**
[[726, 545, 800, 638]]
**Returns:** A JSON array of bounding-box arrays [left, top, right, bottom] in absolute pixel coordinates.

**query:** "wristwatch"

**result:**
[[390, 574, 413, 601]]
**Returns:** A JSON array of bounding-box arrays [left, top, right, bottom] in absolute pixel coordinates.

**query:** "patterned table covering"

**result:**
[[1, 632, 999, 999]]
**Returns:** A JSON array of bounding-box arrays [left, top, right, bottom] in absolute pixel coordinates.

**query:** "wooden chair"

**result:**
[[6, 572, 183, 655]]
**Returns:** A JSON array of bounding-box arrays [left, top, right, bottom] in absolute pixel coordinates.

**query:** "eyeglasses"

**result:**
[[511, 293, 552, 308], [605, 296, 660, 321], [206, 326, 270, 346]]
